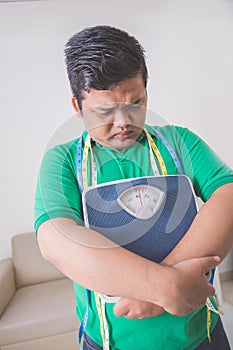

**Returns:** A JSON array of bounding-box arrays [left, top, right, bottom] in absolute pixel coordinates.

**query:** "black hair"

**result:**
[[64, 25, 148, 110]]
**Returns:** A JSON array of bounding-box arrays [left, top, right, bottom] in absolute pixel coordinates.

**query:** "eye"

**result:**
[[97, 108, 115, 118], [126, 103, 141, 111]]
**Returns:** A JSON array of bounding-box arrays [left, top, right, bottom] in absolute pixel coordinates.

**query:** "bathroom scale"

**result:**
[[81, 174, 218, 349], [82, 175, 199, 263]]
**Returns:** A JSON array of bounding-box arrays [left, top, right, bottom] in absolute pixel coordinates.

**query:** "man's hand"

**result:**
[[113, 256, 220, 319], [114, 298, 164, 319], [157, 256, 220, 316]]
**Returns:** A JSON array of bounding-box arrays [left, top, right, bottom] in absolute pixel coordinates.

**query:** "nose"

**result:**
[[113, 105, 130, 127]]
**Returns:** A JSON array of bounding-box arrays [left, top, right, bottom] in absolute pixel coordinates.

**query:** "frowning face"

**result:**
[[72, 75, 147, 149]]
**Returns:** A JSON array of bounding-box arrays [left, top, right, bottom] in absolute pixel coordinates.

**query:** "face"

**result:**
[[72, 75, 147, 149]]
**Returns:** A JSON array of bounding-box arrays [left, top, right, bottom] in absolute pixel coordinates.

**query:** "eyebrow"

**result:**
[[91, 96, 146, 113], [131, 97, 144, 104], [91, 105, 117, 113]]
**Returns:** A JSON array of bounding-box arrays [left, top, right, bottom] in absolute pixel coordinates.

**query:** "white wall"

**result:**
[[0, 0, 233, 271]]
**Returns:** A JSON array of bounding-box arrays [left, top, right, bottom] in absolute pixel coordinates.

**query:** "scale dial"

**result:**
[[117, 184, 165, 219]]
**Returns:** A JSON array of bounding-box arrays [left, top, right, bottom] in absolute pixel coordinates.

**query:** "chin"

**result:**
[[107, 138, 137, 149]]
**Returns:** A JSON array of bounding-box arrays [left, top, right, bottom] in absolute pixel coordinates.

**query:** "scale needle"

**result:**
[[137, 188, 143, 206]]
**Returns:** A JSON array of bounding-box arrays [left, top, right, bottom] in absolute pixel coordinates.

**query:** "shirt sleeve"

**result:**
[[168, 126, 233, 201], [34, 140, 83, 232]]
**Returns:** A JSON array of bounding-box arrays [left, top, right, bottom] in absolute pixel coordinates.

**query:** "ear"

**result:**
[[72, 97, 82, 116]]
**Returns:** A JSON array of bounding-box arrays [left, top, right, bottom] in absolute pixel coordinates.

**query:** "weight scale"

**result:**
[[82, 175, 198, 264], [81, 176, 218, 350]]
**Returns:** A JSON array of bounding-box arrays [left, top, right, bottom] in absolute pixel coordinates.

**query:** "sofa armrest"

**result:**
[[0, 258, 16, 317]]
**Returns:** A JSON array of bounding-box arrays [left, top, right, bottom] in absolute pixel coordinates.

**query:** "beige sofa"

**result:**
[[0, 232, 80, 350]]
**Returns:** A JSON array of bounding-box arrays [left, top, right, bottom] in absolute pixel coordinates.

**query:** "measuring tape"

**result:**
[[77, 127, 222, 349], [79, 129, 168, 349], [81, 130, 168, 350]]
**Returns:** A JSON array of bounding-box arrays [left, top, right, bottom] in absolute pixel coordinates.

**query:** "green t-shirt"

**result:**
[[34, 125, 233, 350]]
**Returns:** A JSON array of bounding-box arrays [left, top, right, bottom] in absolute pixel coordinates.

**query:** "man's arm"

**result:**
[[164, 183, 233, 265], [37, 217, 219, 316], [114, 183, 233, 319]]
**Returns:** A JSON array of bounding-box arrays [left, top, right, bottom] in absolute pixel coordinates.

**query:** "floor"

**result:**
[[221, 279, 233, 348]]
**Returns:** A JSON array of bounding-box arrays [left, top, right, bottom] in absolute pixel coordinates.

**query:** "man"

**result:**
[[34, 25, 233, 349]]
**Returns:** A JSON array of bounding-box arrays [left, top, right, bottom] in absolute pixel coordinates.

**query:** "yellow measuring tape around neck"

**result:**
[[82, 135, 107, 347], [94, 292, 106, 347], [82, 134, 91, 189], [81, 130, 168, 349], [82, 129, 168, 187], [144, 129, 167, 175]]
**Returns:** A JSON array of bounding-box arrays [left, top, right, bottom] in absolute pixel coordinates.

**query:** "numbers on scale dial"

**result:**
[[117, 185, 165, 219]]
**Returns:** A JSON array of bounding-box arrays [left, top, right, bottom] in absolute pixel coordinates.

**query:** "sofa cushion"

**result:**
[[0, 278, 79, 345], [12, 232, 65, 288], [0, 331, 79, 350]]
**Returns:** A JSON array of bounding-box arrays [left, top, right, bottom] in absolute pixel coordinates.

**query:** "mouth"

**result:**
[[113, 130, 134, 140]]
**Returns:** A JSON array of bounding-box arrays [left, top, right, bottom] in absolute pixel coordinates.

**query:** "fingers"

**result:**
[[165, 256, 221, 316], [114, 298, 165, 319], [113, 298, 130, 317], [199, 256, 221, 271]]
